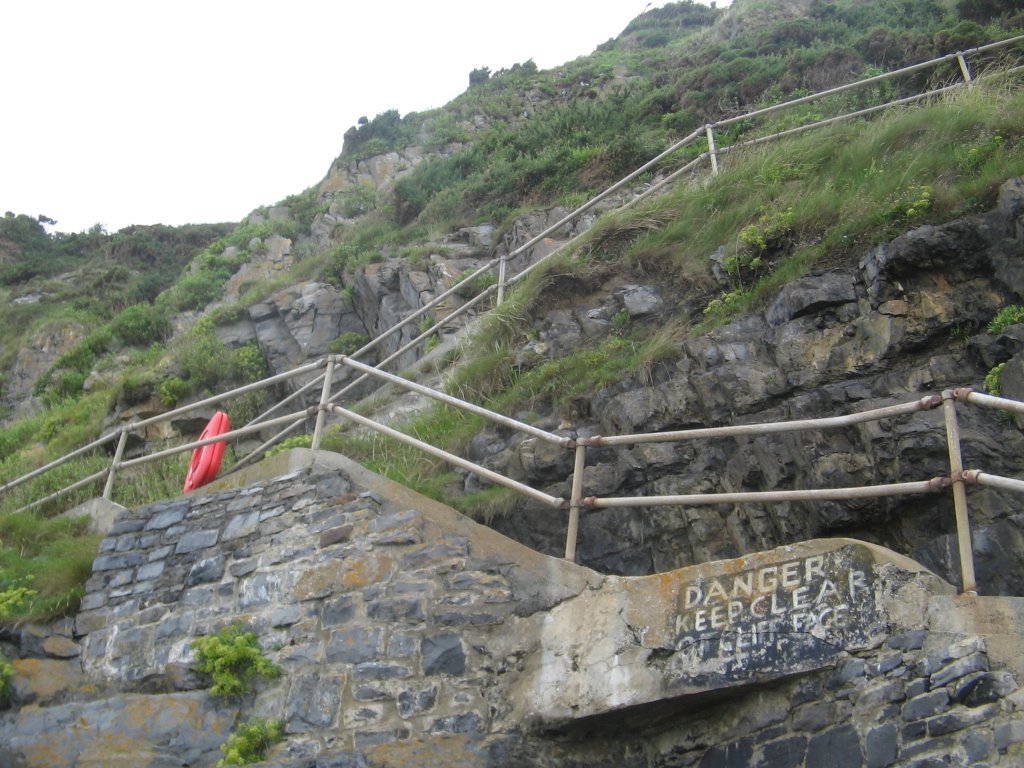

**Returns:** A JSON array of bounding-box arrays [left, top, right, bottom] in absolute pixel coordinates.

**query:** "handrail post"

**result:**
[[957, 53, 973, 84], [941, 389, 977, 594], [311, 357, 335, 450], [565, 444, 587, 562], [706, 124, 719, 175], [497, 252, 507, 306], [102, 428, 131, 500]]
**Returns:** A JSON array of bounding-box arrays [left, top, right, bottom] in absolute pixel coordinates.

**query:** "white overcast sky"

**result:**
[[1, 0, 728, 234]]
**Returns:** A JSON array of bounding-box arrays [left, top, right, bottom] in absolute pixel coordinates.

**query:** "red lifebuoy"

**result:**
[[183, 411, 230, 493]]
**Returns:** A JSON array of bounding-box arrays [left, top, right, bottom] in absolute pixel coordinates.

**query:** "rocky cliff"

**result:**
[[468, 179, 1024, 597]]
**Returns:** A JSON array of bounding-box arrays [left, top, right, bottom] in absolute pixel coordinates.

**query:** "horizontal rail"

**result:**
[[954, 387, 1024, 414], [712, 33, 1024, 130], [502, 126, 707, 266], [720, 84, 964, 156], [248, 369, 326, 426], [588, 395, 941, 447], [0, 429, 121, 496], [961, 469, 1024, 495], [131, 360, 323, 432], [326, 403, 567, 510], [16, 468, 110, 514], [329, 283, 500, 407], [224, 417, 308, 477], [119, 409, 315, 469], [337, 356, 569, 446], [347, 258, 501, 364], [586, 478, 948, 509]]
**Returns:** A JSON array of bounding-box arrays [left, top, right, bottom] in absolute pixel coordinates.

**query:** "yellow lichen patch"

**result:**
[[18, 743, 73, 768], [340, 553, 396, 589], [369, 734, 485, 768], [294, 560, 344, 601], [12, 658, 85, 704], [76, 735, 158, 767]]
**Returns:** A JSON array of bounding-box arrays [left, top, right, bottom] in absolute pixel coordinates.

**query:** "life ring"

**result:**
[[183, 411, 230, 493]]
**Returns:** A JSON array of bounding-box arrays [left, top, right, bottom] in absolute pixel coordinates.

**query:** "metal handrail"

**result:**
[[584, 396, 942, 446]]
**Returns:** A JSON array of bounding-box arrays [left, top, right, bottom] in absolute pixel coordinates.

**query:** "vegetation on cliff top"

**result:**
[[1, 0, 1023, 624]]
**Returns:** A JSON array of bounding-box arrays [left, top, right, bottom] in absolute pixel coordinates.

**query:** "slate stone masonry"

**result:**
[[76, 461, 522, 754], [647, 632, 1024, 768]]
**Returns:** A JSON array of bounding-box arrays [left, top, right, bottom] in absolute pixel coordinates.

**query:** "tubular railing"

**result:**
[[309, 367, 1023, 596], [0, 360, 323, 512], [3, 36, 1024, 594]]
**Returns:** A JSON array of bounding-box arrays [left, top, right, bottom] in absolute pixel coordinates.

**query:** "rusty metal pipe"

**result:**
[[328, 285, 498, 405], [346, 259, 500, 363], [223, 417, 308, 476], [119, 409, 315, 469], [584, 478, 947, 509], [0, 428, 121, 496], [15, 468, 110, 514], [337, 356, 568, 446], [326, 403, 567, 510], [588, 396, 941, 447], [954, 387, 1024, 415], [102, 429, 131, 500], [565, 444, 587, 562], [961, 469, 1024, 495], [129, 361, 322, 432], [942, 390, 977, 595]]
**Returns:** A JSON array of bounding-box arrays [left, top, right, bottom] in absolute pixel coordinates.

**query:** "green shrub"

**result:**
[[110, 303, 170, 346], [987, 305, 1024, 334], [51, 370, 87, 399], [737, 207, 795, 253], [159, 377, 190, 407], [335, 183, 378, 218], [264, 434, 312, 459], [179, 322, 230, 390], [0, 578, 37, 622], [190, 622, 281, 700], [169, 272, 224, 312], [328, 332, 369, 356], [230, 343, 269, 382], [216, 718, 284, 767], [985, 362, 1005, 395]]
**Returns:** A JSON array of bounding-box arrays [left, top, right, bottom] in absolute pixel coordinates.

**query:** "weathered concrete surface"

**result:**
[[60, 497, 126, 536], [511, 539, 955, 726], [927, 593, 1024, 679]]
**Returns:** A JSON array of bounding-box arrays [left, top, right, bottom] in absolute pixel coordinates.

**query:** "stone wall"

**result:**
[[2, 449, 1022, 767]]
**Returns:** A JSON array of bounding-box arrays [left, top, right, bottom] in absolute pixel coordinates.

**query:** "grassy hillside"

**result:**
[[1, 0, 1024, 624]]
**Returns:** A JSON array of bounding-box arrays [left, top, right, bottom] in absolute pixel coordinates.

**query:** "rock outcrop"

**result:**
[[475, 180, 1024, 596]]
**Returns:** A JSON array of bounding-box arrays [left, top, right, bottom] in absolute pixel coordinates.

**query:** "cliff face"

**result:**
[[473, 179, 1024, 595]]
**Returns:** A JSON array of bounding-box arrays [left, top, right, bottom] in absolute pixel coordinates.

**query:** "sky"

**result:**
[[1, 0, 729, 235]]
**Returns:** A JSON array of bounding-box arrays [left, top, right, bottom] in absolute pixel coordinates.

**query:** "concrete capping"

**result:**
[[59, 497, 126, 536], [927, 593, 1024, 679], [512, 537, 957, 726]]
